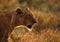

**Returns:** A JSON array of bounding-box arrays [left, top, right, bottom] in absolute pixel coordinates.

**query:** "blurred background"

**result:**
[[0, 0, 60, 12]]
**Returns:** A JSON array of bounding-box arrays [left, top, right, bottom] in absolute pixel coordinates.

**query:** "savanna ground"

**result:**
[[0, 0, 60, 42]]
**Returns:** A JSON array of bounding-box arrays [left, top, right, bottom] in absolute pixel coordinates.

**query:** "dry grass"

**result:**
[[8, 28, 60, 42], [21, 29, 60, 42]]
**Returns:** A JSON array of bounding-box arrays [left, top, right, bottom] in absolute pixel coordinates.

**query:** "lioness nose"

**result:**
[[33, 20, 36, 23]]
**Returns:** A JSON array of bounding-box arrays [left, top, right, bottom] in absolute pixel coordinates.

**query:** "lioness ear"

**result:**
[[25, 7, 30, 11], [16, 8, 23, 14]]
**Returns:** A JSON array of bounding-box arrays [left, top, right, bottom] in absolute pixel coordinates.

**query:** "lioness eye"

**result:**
[[29, 15, 31, 16]]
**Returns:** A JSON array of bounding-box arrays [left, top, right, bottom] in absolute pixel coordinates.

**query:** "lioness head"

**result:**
[[13, 8, 36, 28]]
